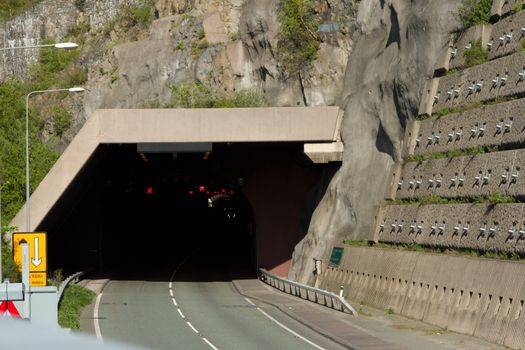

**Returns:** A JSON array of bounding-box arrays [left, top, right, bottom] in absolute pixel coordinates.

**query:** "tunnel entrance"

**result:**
[[39, 142, 330, 278]]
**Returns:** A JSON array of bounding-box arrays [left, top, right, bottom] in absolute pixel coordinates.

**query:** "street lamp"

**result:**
[[25, 87, 85, 231], [0, 42, 79, 51]]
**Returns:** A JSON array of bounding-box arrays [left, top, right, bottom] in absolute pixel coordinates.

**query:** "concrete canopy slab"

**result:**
[[10, 107, 342, 233]]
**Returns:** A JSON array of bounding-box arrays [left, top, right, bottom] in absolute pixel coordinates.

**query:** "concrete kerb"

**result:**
[[231, 279, 359, 350]]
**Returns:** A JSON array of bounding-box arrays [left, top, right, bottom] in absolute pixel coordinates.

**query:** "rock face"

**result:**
[[0, 0, 356, 147], [288, 0, 461, 283]]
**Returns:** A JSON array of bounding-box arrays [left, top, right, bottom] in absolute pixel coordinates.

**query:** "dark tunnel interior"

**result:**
[[38, 142, 337, 280]]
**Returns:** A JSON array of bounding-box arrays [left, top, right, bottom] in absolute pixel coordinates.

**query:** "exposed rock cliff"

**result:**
[[0, 0, 357, 148], [289, 0, 462, 283]]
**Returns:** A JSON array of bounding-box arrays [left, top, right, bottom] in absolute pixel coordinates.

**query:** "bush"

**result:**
[[1, 226, 21, 282], [463, 39, 488, 68], [51, 106, 72, 136], [170, 81, 267, 108], [0, 0, 42, 20], [128, 3, 152, 26], [457, 0, 492, 28], [276, 0, 320, 75]]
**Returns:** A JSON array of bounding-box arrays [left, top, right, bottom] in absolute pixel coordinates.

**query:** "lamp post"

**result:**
[[25, 87, 85, 231], [0, 42, 79, 52]]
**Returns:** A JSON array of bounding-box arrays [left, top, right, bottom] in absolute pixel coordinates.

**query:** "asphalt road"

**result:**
[[88, 254, 347, 350]]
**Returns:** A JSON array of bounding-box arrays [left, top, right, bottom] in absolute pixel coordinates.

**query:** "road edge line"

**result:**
[[94, 293, 104, 342]]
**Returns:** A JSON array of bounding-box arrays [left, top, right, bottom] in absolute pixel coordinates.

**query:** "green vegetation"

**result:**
[[28, 38, 82, 90], [51, 106, 72, 137], [170, 81, 267, 108], [406, 145, 499, 162], [394, 193, 517, 206], [191, 39, 209, 58], [394, 196, 469, 205], [514, 2, 524, 12], [0, 0, 42, 20], [386, 307, 395, 315], [457, 0, 492, 28], [175, 42, 185, 50], [276, 0, 321, 75], [58, 285, 94, 329], [198, 28, 206, 40], [0, 35, 85, 278], [127, 2, 153, 26], [473, 192, 515, 204], [463, 39, 488, 68], [1, 227, 21, 282], [344, 240, 525, 261], [110, 65, 119, 83], [100, 1, 154, 43]]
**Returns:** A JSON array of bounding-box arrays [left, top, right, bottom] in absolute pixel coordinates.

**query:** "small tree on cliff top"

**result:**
[[457, 0, 492, 28]]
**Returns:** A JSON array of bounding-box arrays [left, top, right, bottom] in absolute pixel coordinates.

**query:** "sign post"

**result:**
[[13, 232, 47, 287], [21, 241, 30, 319]]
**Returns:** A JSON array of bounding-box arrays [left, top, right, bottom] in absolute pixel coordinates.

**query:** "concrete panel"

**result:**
[[489, 11, 525, 60], [377, 203, 525, 254], [418, 78, 440, 116], [10, 107, 342, 232], [322, 246, 525, 348], [412, 98, 525, 156], [448, 25, 492, 70], [432, 51, 525, 114], [398, 150, 524, 200]]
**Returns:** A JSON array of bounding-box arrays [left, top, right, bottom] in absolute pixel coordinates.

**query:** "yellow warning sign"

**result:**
[[13, 233, 47, 287]]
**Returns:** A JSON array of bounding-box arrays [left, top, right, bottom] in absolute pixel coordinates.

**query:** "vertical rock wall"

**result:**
[[289, 0, 461, 283]]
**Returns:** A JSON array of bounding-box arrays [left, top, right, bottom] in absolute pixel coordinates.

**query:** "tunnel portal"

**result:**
[[39, 142, 331, 277]]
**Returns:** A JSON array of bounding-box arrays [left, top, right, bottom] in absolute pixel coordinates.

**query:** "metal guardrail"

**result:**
[[57, 270, 88, 303], [259, 268, 358, 316]]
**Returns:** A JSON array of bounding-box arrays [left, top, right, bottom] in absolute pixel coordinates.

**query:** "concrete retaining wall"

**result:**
[[396, 149, 524, 199], [489, 10, 525, 60], [320, 246, 525, 348], [408, 99, 525, 157], [370, 203, 525, 253], [432, 51, 525, 114], [446, 25, 492, 71]]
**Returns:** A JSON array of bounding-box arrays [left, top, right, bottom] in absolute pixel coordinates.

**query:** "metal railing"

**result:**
[[259, 268, 357, 316], [57, 270, 89, 303]]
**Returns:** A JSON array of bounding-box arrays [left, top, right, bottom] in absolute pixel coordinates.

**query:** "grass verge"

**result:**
[[58, 284, 95, 329]]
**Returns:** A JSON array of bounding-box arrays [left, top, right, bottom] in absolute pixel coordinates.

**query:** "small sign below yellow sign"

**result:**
[[13, 232, 47, 287]]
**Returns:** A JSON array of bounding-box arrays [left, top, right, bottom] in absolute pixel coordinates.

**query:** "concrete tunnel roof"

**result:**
[[10, 107, 343, 232]]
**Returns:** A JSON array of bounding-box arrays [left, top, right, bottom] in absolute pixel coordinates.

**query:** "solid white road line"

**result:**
[[177, 308, 185, 318], [244, 297, 256, 306], [203, 337, 219, 350], [187, 321, 199, 334], [255, 306, 326, 350], [94, 293, 104, 342]]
